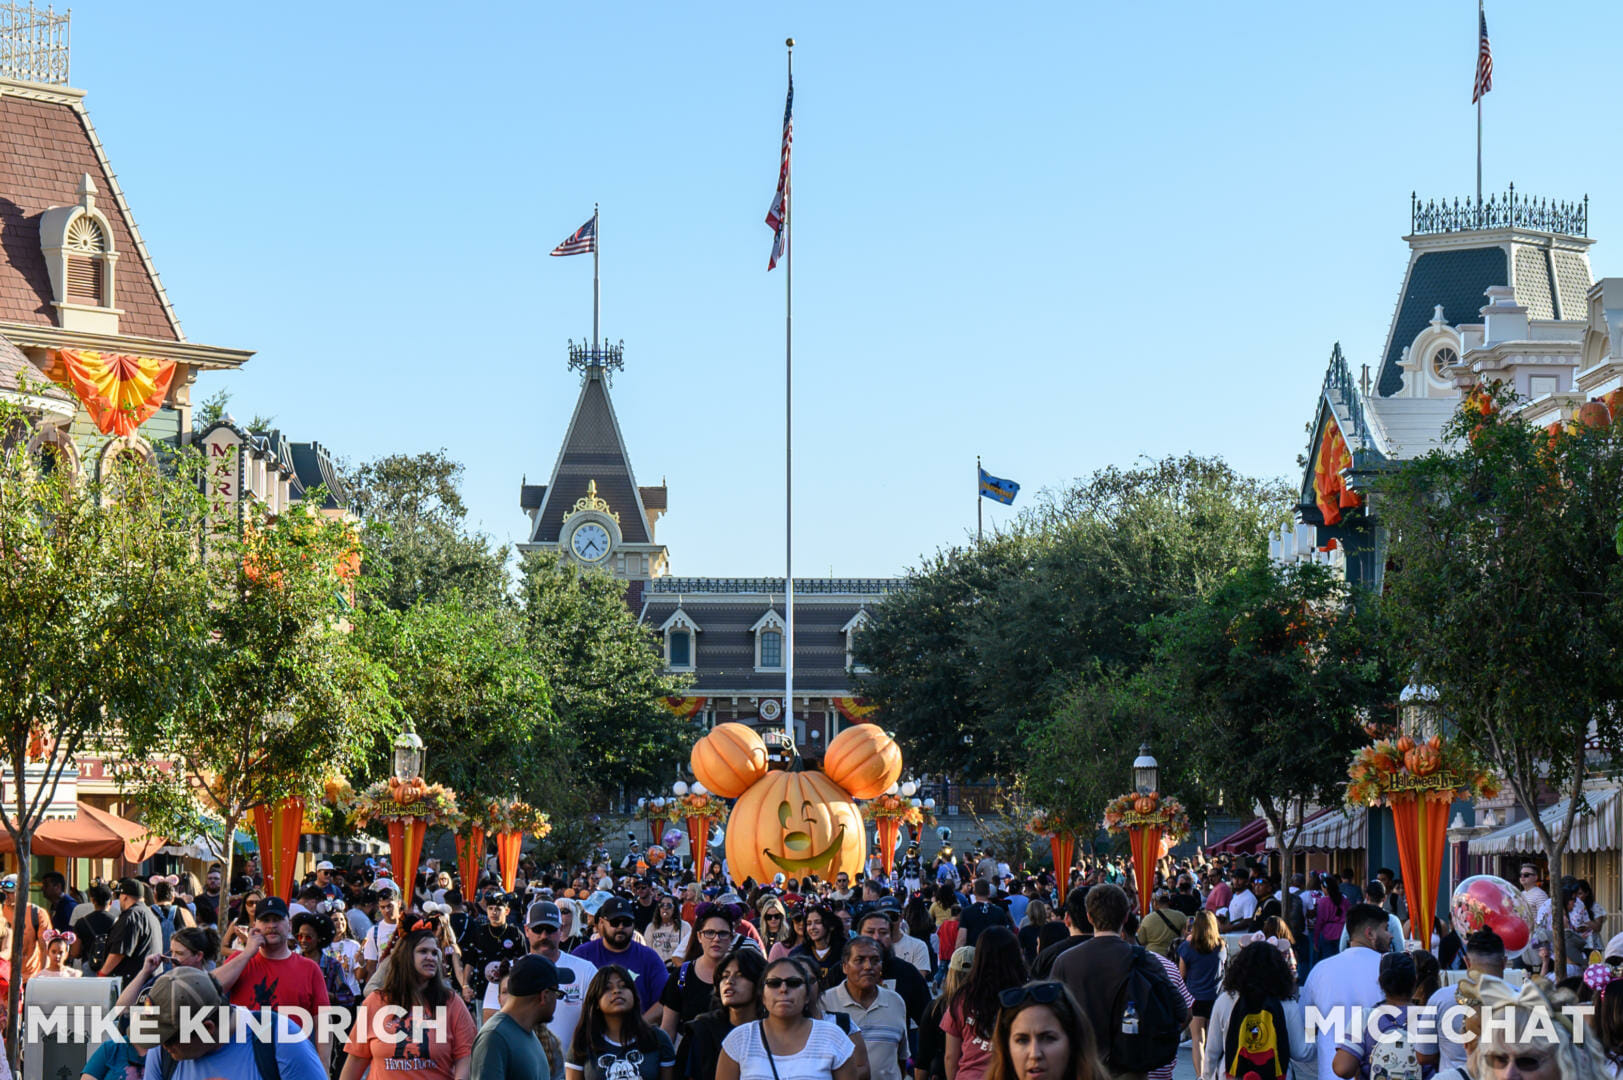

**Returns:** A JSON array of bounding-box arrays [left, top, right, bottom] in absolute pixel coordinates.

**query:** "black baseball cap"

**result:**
[[256, 896, 291, 921], [598, 896, 635, 921], [508, 954, 570, 996], [527, 901, 562, 930]]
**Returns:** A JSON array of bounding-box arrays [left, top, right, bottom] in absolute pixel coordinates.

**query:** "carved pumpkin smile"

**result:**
[[765, 799, 848, 872]]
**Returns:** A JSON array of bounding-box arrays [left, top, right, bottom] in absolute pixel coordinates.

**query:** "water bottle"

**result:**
[[1121, 1000, 1139, 1036]]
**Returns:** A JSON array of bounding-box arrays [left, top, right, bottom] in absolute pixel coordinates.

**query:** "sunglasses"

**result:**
[[1483, 1053, 1549, 1073], [763, 976, 807, 990], [765, 913, 783, 921], [999, 982, 1065, 1009], [607, 918, 635, 929]]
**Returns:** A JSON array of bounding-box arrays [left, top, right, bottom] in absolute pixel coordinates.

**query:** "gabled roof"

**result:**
[[639, 596, 872, 692], [0, 86, 180, 341], [528, 370, 653, 545]]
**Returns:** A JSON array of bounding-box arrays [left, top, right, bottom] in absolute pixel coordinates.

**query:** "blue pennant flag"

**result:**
[[979, 468, 1019, 505]]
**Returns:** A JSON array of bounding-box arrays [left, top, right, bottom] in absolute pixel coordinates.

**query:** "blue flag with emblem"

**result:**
[[978, 468, 1019, 505]]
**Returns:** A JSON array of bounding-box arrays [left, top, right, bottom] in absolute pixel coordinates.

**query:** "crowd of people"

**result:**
[[0, 841, 1609, 1080]]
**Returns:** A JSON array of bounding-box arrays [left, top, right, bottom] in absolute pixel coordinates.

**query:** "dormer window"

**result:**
[[1430, 347, 1458, 381], [40, 174, 120, 333], [842, 610, 872, 673], [751, 609, 787, 672], [659, 607, 700, 672]]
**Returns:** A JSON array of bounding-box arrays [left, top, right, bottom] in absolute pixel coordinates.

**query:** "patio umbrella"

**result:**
[[0, 802, 165, 862]]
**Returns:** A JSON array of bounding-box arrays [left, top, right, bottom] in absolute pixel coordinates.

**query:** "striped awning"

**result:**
[[1266, 807, 1368, 852], [1469, 788, 1621, 856], [299, 833, 388, 856]]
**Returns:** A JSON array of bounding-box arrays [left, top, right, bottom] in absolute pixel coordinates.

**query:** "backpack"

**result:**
[[1365, 1019, 1423, 1080], [158, 1008, 282, 1079], [1106, 945, 1187, 1074], [154, 903, 177, 953], [1223, 994, 1290, 1080], [77, 910, 112, 973]]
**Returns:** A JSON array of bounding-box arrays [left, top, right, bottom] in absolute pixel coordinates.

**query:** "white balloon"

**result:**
[[692, 782, 708, 796], [901, 781, 918, 797], [923, 798, 936, 809], [652, 797, 666, 808], [636, 798, 647, 808], [672, 781, 690, 796], [886, 783, 900, 796], [910, 798, 922, 808]]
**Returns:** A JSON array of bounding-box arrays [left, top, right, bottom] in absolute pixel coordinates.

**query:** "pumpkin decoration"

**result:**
[[691, 723, 770, 798], [1578, 400, 1612, 429], [1406, 745, 1442, 777], [822, 724, 904, 800], [1427, 735, 1441, 751], [695, 726, 902, 884], [1395, 735, 1415, 753], [1133, 795, 1157, 814]]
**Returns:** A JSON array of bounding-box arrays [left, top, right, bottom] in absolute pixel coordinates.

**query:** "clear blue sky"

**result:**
[[69, 1, 1622, 577]]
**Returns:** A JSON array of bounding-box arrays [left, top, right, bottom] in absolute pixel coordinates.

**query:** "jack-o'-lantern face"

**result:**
[[725, 767, 867, 884], [769, 797, 849, 873]]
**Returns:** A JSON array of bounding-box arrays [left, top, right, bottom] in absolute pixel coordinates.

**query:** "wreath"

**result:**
[[1101, 792, 1190, 841], [1346, 734, 1498, 807], [352, 777, 459, 827], [480, 797, 553, 838]]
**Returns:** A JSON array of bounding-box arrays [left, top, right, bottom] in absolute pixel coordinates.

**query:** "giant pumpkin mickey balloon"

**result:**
[[690, 721, 903, 884]]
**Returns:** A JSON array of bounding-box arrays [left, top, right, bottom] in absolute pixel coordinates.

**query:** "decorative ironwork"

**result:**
[[568, 339, 625, 384], [1321, 343, 1372, 452], [1411, 184, 1588, 237], [561, 478, 619, 525], [650, 576, 905, 596], [0, 2, 68, 86]]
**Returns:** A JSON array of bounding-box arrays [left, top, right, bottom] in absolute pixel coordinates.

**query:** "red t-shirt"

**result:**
[[943, 999, 994, 1080], [344, 990, 477, 1080], [226, 950, 330, 1019], [939, 919, 960, 953]]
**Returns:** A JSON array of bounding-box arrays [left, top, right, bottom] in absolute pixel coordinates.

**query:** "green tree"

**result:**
[[123, 499, 395, 895], [856, 455, 1289, 778], [348, 450, 511, 612], [519, 551, 692, 793], [0, 413, 209, 1064], [1148, 558, 1396, 876], [352, 593, 558, 802], [1379, 390, 1623, 975]]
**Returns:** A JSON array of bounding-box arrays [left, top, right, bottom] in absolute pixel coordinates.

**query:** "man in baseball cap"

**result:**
[[510, 900, 593, 1047], [572, 896, 668, 1011], [470, 954, 559, 1080], [211, 895, 330, 1057], [137, 966, 326, 1077]]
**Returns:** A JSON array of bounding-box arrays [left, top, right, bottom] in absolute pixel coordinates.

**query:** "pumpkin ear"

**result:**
[[823, 724, 903, 800], [690, 723, 770, 798]]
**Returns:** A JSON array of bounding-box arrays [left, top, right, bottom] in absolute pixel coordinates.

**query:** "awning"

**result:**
[[1469, 788, 1621, 856], [0, 802, 165, 862], [1208, 818, 1269, 855], [300, 833, 387, 856], [1266, 807, 1368, 852]]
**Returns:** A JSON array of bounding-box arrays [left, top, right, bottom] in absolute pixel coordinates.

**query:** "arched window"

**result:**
[[1430, 347, 1458, 381], [64, 216, 106, 304]]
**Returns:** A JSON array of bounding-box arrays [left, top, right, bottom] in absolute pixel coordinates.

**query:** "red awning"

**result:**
[[1207, 817, 1269, 855], [0, 802, 165, 862]]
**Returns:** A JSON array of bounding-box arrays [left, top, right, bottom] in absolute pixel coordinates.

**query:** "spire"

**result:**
[[526, 355, 653, 546]]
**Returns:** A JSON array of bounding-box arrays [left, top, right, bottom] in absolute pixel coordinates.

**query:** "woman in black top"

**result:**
[[683, 948, 766, 1080], [789, 904, 847, 990], [660, 904, 738, 1040]]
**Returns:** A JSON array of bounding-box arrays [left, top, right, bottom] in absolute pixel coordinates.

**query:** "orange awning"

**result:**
[[0, 802, 164, 862]]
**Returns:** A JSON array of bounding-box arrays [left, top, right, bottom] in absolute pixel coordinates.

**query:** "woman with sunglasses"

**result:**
[[944, 928, 1029, 1080], [569, 965, 679, 1080], [683, 947, 767, 1080], [223, 888, 263, 953], [648, 896, 693, 968], [715, 957, 859, 1080], [662, 905, 739, 1041], [985, 982, 1104, 1080], [757, 898, 796, 956], [789, 905, 847, 990]]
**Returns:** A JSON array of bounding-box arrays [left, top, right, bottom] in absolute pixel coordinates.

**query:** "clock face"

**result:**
[[571, 522, 611, 562]]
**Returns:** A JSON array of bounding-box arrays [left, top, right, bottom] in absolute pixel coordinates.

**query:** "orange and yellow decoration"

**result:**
[[471, 797, 551, 892], [660, 697, 707, 720], [1102, 792, 1190, 915], [833, 697, 880, 723], [253, 795, 305, 903], [1347, 734, 1497, 941], [50, 349, 176, 436], [862, 793, 925, 878], [1027, 810, 1085, 904], [353, 777, 459, 888], [1313, 422, 1361, 525]]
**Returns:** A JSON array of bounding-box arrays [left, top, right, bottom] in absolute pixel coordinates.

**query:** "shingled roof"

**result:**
[[0, 88, 180, 341], [528, 370, 653, 545]]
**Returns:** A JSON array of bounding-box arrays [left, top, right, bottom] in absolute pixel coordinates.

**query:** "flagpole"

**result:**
[[593, 203, 601, 345], [977, 455, 983, 545], [1475, 0, 1483, 224], [783, 37, 795, 749]]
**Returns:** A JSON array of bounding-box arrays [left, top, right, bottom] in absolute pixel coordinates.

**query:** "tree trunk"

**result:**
[[1544, 835, 1569, 978], [6, 830, 29, 1074], [219, 810, 239, 924]]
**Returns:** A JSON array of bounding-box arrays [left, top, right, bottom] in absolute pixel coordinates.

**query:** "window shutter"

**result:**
[[66, 255, 101, 303]]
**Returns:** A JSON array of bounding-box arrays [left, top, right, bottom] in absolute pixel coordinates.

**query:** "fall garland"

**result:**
[[635, 798, 683, 825], [352, 777, 459, 827], [1101, 792, 1191, 841], [863, 792, 924, 827], [668, 792, 730, 822], [1027, 809, 1085, 837], [1346, 734, 1498, 806], [477, 797, 553, 838]]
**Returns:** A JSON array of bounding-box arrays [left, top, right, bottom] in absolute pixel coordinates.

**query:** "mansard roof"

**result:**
[[527, 371, 653, 545]]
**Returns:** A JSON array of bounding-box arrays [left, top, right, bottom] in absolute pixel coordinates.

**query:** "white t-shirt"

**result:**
[[1301, 945, 1385, 1080], [362, 919, 397, 961], [892, 934, 930, 977], [723, 1020, 855, 1080], [483, 949, 599, 1049], [1227, 889, 1258, 923], [326, 939, 362, 996], [1417, 984, 1465, 1070]]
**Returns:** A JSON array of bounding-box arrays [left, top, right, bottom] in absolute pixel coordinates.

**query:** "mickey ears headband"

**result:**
[[148, 874, 179, 887], [1584, 963, 1620, 994]]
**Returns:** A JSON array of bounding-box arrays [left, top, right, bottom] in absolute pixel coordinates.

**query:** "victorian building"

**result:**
[[519, 343, 894, 760]]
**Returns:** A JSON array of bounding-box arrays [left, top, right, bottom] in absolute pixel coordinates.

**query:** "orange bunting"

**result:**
[[660, 697, 707, 719], [51, 349, 176, 436], [1313, 424, 1361, 526], [832, 697, 879, 723]]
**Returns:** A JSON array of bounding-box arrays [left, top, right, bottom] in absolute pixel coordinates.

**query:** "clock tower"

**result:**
[[517, 341, 668, 583]]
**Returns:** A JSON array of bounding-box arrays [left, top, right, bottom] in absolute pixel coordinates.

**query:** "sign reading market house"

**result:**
[[198, 421, 246, 556]]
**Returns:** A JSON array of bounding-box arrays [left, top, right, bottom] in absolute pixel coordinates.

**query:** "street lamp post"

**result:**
[[1133, 743, 1159, 796], [393, 720, 425, 782]]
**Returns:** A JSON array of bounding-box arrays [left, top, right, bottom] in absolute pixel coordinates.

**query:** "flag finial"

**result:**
[[786, 37, 794, 47]]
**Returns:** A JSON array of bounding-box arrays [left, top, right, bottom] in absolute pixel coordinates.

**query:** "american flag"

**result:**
[[766, 75, 793, 271], [550, 216, 596, 257], [1472, 7, 1493, 103]]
